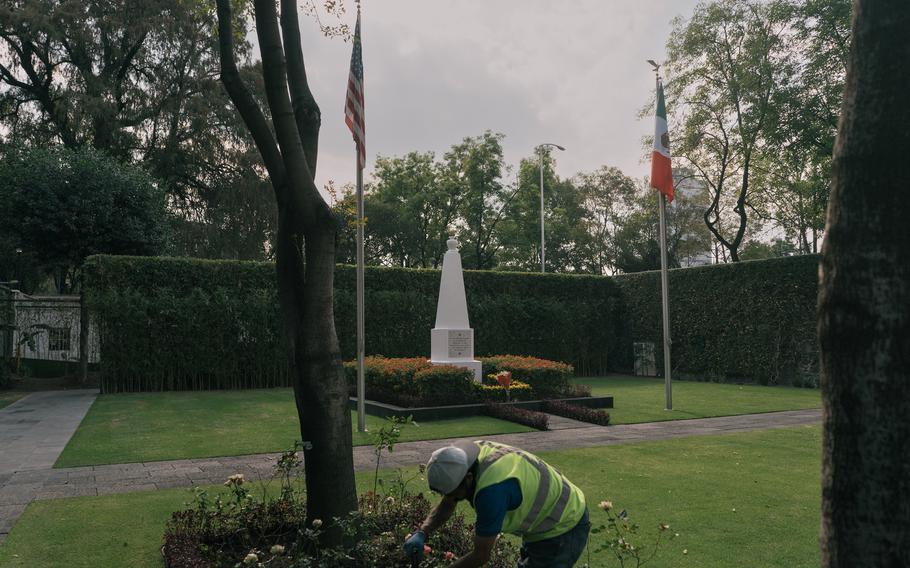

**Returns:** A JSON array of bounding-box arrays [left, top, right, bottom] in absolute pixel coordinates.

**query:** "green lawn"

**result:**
[[0, 391, 26, 410], [55, 389, 533, 468], [56, 379, 821, 468], [0, 426, 822, 567], [580, 375, 820, 425]]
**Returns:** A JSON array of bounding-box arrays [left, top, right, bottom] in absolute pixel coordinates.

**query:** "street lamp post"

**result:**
[[14, 248, 22, 289], [537, 143, 565, 273]]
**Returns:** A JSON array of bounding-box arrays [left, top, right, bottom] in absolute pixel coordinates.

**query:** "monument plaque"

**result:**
[[448, 330, 471, 358]]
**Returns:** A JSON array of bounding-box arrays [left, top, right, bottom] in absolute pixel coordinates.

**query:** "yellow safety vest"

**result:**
[[472, 440, 586, 542]]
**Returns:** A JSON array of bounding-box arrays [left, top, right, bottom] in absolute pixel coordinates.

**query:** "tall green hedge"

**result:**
[[84, 256, 287, 392], [612, 255, 820, 386], [84, 253, 820, 393], [84, 255, 623, 392]]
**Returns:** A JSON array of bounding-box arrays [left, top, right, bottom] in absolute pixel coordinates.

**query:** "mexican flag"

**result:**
[[650, 81, 674, 202]]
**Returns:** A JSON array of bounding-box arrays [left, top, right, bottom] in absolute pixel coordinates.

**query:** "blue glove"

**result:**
[[403, 530, 427, 561]]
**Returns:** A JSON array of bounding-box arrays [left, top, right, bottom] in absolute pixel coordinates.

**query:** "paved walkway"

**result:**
[[0, 389, 98, 541], [0, 406, 821, 543]]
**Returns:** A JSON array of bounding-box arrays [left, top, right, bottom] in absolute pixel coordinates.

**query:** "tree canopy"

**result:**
[[0, 145, 168, 292]]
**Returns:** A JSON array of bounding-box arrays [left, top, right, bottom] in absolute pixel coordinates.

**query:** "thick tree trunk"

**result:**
[[818, 1, 910, 566], [215, 0, 357, 537], [295, 225, 357, 525]]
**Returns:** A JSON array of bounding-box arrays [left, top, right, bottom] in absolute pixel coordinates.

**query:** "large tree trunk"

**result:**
[[818, 1, 910, 566], [215, 0, 357, 537]]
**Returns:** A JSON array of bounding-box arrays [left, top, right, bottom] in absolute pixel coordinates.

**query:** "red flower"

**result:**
[[496, 370, 512, 389]]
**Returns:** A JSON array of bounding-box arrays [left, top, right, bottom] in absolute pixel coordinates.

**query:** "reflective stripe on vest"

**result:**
[[475, 441, 574, 537]]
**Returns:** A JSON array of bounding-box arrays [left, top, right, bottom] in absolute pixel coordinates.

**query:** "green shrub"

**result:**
[[474, 380, 534, 402], [413, 365, 475, 406], [542, 400, 611, 425], [482, 404, 549, 430], [612, 255, 819, 385], [85, 254, 819, 391], [481, 355, 574, 398]]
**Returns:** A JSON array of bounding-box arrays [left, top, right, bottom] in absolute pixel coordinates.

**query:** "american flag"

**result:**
[[345, 11, 365, 170]]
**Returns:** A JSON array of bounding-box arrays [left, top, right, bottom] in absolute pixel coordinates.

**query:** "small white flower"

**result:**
[[224, 473, 245, 486], [243, 552, 258, 565], [311, 518, 323, 529], [598, 500, 613, 511], [270, 544, 285, 555]]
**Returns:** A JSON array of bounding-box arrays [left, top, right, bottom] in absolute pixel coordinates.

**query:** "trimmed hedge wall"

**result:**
[[83, 256, 287, 392], [85, 255, 623, 392], [612, 255, 820, 386], [84, 253, 820, 393]]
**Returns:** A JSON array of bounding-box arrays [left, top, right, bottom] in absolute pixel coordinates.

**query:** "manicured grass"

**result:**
[[578, 375, 820, 425], [0, 391, 26, 410], [55, 389, 533, 468], [0, 426, 822, 567]]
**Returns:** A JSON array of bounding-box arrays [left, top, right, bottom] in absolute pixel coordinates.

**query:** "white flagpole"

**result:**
[[658, 191, 672, 410], [355, 4, 366, 433], [356, 160, 366, 432], [653, 69, 673, 410]]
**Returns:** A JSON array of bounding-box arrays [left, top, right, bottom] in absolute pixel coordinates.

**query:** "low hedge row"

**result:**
[[344, 356, 559, 407], [482, 404, 550, 430], [542, 400, 611, 426]]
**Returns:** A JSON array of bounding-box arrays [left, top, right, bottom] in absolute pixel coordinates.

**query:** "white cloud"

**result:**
[[281, 0, 702, 195]]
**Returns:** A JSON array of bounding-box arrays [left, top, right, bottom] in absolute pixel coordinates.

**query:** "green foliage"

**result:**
[[413, 365, 475, 406], [86, 254, 819, 392], [584, 502, 677, 568], [344, 357, 559, 407], [542, 400, 611, 426], [369, 416, 415, 500], [83, 255, 286, 393], [475, 380, 534, 403], [482, 403, 549, 430], [613, 255, 819, 385], [0, 146, 169, 293], [163, 446, 519, 568], [482, 355, 574, 398], [613, 178, 712, 273]]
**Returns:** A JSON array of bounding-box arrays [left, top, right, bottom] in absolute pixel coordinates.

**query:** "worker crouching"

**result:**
[[403, 440, 590, 567]]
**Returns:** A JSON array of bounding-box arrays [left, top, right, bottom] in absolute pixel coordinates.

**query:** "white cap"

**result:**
[[426, 442, 480, 494]]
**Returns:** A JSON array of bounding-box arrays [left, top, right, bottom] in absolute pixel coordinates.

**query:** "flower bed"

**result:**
[[482, 403, 549, 431], [162, 462, 519, 567], [542, 400, 611, 426], [345, 355, 575, 407], [481, 355, 574, 398]]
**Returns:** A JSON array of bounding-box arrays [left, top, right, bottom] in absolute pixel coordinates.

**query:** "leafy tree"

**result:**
[[818, 0, 910, 564], [0, 145, 168, 293], [444, 131, 510, 269], [738, 238, 798, 261], [612, 181, 711, 274], [0, 0, 276, 259], [215, 0, 357, 535], [755, 0, 851, 254], [498, 151, 591, 273], [666, 0, 792, 261], [574, 166, 637, 275], [168, 147, 278, 261], [365, 151, 457, 268]]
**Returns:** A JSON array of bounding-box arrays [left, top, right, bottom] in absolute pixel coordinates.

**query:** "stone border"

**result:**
[[348, 395, 613, 421]]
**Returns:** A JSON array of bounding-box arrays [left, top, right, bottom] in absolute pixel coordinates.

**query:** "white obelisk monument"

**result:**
[[430, 231, 482, 382]]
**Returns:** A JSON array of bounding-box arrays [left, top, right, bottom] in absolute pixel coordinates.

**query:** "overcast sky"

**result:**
[[292, 0, 703, 197]]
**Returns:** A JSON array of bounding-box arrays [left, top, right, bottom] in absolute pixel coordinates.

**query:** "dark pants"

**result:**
[[518, 509, 591, 568]]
